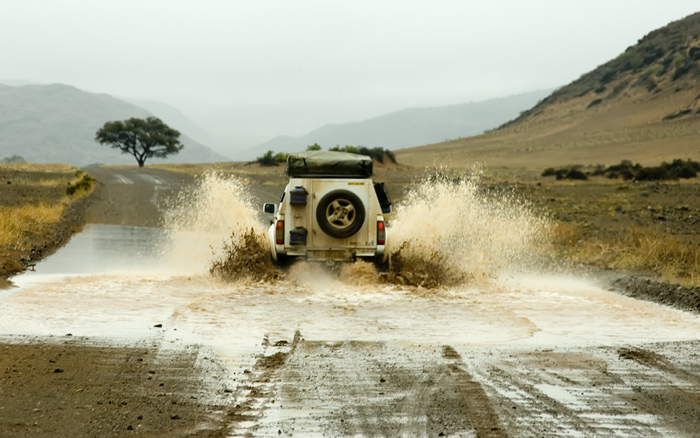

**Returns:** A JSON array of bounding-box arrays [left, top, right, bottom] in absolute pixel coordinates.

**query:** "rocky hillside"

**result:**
[[0, 84, 229, 166], [398, 12, 700, 171], [516, 11, 700, 124]]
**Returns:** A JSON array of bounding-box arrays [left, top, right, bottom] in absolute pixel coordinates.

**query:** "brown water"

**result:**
[[4, 172, 698, 352], [4, 172, 700, 437]]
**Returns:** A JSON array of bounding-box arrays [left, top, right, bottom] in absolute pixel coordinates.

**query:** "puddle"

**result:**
[[2, 224, 700, 354]]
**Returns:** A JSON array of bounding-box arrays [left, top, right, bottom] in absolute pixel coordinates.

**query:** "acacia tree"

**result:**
[[95, 117, 183, 167]]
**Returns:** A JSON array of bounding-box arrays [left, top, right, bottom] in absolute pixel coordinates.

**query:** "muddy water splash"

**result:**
[[386, 170, 550, 287], [163, 170, 549, 287], [209, 228, 281, 282], [163, 172, 278, 280]]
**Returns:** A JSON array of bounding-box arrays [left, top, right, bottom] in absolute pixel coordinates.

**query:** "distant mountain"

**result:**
[[249, 90, 553, 157], [0, 83, 229, 166], [398, 12, 700, 170]]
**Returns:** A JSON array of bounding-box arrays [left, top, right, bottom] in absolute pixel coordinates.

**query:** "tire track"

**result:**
[[442, 346, 507, 438], [223, 337, 507, 437]]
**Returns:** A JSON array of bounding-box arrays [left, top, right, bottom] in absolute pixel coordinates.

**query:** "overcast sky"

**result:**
[[2, 1, 699, 138]]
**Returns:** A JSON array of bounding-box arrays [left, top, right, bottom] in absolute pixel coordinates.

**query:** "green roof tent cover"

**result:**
[[285, 150, 373, 178]]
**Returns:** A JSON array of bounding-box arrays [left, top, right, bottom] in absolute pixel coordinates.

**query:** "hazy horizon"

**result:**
[[2, 1, 699, 153]]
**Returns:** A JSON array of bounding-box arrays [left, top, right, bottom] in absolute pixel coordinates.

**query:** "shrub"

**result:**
[[618, 50, 644, 71], [587, 98, 603, 109], [603, 160, 639, 180], [642, 64, 663, 78], [328, 145, 397, 164], [573, 159, 700, 181], [256, 150, 278, 166], [273, 152, 289, 162], [66, 173, 94, 196], [357, 147, 397, 164], [329, 145, 359, 154], [673, 54, 687, 67], [541, 165, 588, 180], [1, 154, 26, 164]]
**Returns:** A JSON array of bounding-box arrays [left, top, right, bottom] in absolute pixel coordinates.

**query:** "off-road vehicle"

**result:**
[[263, 151, 391, 265]]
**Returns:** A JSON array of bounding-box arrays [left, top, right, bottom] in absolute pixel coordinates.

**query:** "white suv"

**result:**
[[263, 151, 391, 265]]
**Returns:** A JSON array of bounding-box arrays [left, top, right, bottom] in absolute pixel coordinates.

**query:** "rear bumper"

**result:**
[[279, 245, 385, 262]]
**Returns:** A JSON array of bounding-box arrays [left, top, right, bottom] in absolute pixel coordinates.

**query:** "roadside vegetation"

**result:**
[[552, 223, 700, 285], [0, 203, 66, 251], [256, 143, 397, 166], [1, 154, 26, 164], [0, 164, 94, 274], [542, 158, 700, 181], [3, 157, 698, 289], [529, 179, 700, 286]]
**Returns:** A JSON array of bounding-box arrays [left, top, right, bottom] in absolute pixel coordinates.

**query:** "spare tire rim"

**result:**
[[326, 199, 356, 229]]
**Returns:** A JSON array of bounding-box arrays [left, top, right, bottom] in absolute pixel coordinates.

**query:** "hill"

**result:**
[[398, 12, 700, 172], [249, 90, 552, 157], [0, 84, 229, 166]]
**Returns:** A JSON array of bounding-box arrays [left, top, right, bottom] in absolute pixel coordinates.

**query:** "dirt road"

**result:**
[[2, 167, 700, 437], [83, 167, 195, 227]]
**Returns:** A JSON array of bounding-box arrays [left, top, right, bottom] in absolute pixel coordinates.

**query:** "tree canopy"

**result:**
[[95, 117, 183, 167]]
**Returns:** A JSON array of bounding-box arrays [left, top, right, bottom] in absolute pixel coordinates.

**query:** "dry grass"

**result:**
[[1, 163, 86, 188], [1, 163, 73, 173], [0, 164, 94, 256], [0, 202, 67, 251], [549, 222, 700, 286]]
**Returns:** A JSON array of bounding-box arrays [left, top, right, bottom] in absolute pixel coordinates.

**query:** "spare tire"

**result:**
[[316, 190, 366, 238]]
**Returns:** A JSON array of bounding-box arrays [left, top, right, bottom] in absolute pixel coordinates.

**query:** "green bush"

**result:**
[[329, 145, 359, 154], [617, 50, 644, 70], [256, 150, 278, 166], [66, 173, 94, 196], [1, 154, 26, 164], [541, 166, 588, 180], [673, 54, 687, 67], [273, 152, 289, 162], [548, 159, 700, 182]]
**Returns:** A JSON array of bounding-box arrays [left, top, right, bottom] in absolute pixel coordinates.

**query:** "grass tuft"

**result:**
[[549, 224, 700, 286], [0, 202, 67, 251]]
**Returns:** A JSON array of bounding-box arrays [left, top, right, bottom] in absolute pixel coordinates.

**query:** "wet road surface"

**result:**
[[3, 223, 700, 437], [3, 167, 700, 437]]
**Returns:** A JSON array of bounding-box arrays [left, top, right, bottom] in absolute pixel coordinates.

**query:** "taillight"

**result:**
[[275, 220, 284, 245], [377, 221, 386, 245]]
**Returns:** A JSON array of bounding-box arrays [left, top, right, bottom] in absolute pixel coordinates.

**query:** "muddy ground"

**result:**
[[0, 166, 286, 437], [1, 165, 700, 437]]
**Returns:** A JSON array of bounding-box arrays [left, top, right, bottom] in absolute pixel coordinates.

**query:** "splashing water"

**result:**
[[162, 170, 550, 287], [386, 170, 550, 287], [163, 171, 272, 277], [209, 228, 281, 283]]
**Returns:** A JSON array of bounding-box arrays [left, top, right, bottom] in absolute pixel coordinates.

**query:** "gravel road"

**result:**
[[1, 167, 700, 438]]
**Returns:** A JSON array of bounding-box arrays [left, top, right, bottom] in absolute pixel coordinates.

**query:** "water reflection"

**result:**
[[20, 224, 171, 279], [3, 224, 700, 349]]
